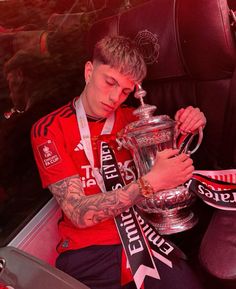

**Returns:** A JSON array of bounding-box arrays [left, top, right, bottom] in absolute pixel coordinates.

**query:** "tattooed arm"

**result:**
[[49, 174, 143, 228], [49, 149, 194, 228]]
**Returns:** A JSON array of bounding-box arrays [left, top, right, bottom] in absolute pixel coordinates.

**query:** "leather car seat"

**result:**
[[85, 0, 236, 284]]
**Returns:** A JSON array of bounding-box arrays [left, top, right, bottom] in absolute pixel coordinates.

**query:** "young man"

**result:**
[[31, 35, 206, 289]]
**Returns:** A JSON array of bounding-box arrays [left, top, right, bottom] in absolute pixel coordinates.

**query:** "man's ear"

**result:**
[[84, 61, 93, 84]]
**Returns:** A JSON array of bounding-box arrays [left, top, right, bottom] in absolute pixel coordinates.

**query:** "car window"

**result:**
[[0, 0, 147, 247], [0, 0, 105, 247]]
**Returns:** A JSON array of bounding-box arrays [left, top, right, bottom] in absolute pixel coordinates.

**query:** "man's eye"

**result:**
[[106, 80, 116, 86]]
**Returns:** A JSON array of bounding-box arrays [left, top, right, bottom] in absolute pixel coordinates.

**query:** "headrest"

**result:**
[[177, 0, 236, 80], [87, 0, 236, 81], [87, 0, 186, 81]]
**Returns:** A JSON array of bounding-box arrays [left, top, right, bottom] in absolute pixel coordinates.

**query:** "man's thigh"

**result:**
[[56, 245, 123, 289]]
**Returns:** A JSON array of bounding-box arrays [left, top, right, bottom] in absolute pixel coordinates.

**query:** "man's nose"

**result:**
[[109, 87, 122, 104]]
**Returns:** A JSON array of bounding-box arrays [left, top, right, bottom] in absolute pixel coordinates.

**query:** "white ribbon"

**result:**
[[75, 97, 115, 192]]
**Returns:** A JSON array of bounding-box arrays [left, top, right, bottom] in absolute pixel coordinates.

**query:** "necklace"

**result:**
[[86, 114, 106, 122]]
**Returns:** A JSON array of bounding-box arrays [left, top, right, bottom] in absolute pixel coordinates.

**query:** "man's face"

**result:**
[[82, 61, 136, 118]]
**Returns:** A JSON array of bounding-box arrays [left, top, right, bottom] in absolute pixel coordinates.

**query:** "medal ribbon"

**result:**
[[188, 169, 236, 210], [75, 97, 115, 192], [100, 141, 160, 289]]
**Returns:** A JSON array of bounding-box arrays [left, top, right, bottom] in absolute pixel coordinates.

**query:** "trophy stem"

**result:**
[[145, 208, 198, 235]]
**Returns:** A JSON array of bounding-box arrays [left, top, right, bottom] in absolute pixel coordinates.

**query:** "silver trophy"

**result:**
[[117, 84, 203, 235]]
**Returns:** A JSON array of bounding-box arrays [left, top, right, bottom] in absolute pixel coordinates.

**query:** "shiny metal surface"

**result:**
[[136, 186, 198, 235], [118, 84, 202, 234]]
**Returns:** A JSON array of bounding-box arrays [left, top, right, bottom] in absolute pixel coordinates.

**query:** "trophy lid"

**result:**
[[121, 84, 175, 137]]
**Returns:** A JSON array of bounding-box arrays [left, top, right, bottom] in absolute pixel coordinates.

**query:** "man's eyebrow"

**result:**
[[105, 75, 118, 84]]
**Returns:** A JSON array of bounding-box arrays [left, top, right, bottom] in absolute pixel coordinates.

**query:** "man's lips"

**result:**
[[102, 102, 115, 111]]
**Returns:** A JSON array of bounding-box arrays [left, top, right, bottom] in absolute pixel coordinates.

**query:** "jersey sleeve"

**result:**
[[31, 121, 78, 188]]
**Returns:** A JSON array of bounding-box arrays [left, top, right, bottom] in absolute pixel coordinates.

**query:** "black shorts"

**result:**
[[56, 244, 205, 289]]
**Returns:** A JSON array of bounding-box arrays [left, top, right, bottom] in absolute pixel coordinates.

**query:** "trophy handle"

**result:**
[[176, 127, 203, 154]]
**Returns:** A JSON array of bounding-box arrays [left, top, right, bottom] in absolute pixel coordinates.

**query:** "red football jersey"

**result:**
[[31, 98, 138, 252]]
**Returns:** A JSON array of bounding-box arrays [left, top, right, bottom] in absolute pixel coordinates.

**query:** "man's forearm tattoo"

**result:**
[[49, 174, 142, 228]]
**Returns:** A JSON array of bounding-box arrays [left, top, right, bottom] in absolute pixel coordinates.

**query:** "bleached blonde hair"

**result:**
[[93, 35, 147, 83]]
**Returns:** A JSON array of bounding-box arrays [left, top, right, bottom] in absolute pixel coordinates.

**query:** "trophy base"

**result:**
[[143, 208, 198, 235]]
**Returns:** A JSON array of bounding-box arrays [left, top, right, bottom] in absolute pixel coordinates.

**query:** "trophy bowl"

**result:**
[[136, 185, 197, 235], [117, 85, 202, 235]]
